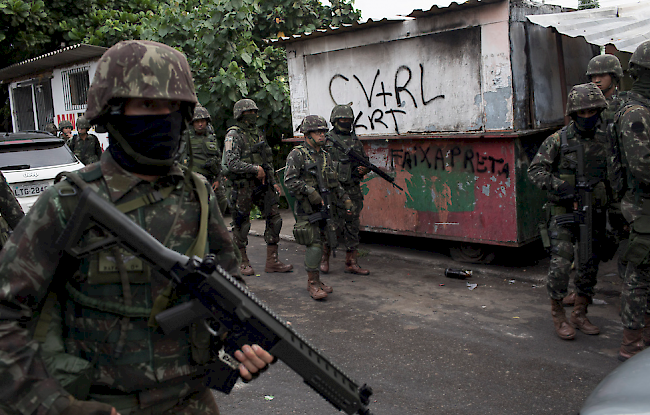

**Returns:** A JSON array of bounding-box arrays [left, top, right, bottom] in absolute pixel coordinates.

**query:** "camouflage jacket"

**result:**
[[222, 123, 275, 186], [0, 171, 24, 229], [284, 143, 349, 215], [614, 91, 650, 222], [181, 128, 222, 181], [68, 133, 102, 165], [528, 122, 610, 208], [0, 151, 240, 414], [324, 130, 369, 193]]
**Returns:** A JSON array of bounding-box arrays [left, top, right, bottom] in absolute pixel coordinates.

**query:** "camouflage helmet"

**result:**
[[300, 115, 328, 134], [565, 83, 607, 116], [44, 123, 58, 135], [76, 116, 91, 130], [192, 105, 211, 122], [233, 99, 258, 120], [330, 104, 354, 124], [630, 39, 650, 71], [85, 40, 198, 125], [586, 54, 623, 79], [58, 120, 73, 130]]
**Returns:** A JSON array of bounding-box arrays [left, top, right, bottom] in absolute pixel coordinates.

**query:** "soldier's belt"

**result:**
[[307, 211, 330, 223]]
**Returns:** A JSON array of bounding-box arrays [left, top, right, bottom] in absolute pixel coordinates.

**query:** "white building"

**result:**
[[0, 44, 109, 148]]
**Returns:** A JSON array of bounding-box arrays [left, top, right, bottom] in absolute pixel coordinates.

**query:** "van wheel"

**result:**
[[449, 243, 496, 264]]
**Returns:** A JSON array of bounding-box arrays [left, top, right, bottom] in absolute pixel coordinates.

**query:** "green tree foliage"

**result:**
[[578, 0, 599, 10], [0, 0, 360, 141], [142, 0, 360, 146]]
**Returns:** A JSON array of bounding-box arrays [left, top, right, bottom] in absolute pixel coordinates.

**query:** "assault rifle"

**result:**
[[56, 187, 373, 415], [325, 136, 403, 191], [251, 140, 276, 218], [554, 140, 597, 270], [306, 161, 339, 257]]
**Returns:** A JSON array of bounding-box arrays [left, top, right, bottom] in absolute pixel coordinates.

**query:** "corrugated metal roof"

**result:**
[[407, 0, 504, 18], [266, 17, 406, 45], [526, 1, 650, 53], [0, 44, 107, 83], [267, 0, 506, 45]]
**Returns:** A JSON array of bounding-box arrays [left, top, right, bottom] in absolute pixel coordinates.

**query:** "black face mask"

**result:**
[[240, 113, 258, 129], [574, 113, 600, 132], [108, 111, 183, 175], [335, 120, 352, 134]]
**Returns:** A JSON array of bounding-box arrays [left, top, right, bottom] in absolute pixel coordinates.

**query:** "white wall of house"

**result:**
[[8, 59, 109, 149]]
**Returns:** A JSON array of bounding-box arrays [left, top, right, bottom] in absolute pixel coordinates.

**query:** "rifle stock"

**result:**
[[57, 187, 373, 415], [326, 136, 403, 191]]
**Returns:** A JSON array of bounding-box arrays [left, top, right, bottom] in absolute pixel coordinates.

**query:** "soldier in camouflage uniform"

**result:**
[[284, 115, 353, 300], [528, 83, 610, 341], [222, 99, 293, 276], [67, 116, 103, 165], [0, 170, 25, 248], [58, 119, 73, 141], [564, 54, 628, 307], [610, 40, 650, 361], [0, 40, 272, 415], [321, 105, 370, 275], [45, 122, 58, 135], [181, 105, 228, 214]]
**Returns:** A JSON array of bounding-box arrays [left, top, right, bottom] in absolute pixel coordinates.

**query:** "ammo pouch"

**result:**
[[293, 220, 315, 246], [337, 159, 352, 184], [622, 215, 650, 267]]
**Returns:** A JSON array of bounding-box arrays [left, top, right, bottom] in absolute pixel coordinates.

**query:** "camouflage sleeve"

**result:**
[[527, 132, 564, 191], [284, 148, 310, 197], [0, 187, 71, 414], [223, 130, 258, 176], [264, 141, 276, 187], [0, 172, 24, 229], [205, 176, 240, 278], [620, 106, 650, 185]]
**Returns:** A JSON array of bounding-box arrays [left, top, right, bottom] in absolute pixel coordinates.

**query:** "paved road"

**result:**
[[214, 221, 624, 415]]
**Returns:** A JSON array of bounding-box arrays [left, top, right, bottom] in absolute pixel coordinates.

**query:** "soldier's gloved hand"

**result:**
[[555, 182, 575, 200], [55, 396, 118, 415], [308, 190, 323, 206], [344, 199, 354, 213]]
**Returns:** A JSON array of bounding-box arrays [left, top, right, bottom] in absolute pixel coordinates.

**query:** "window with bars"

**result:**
[[62, 67, 90, 111]]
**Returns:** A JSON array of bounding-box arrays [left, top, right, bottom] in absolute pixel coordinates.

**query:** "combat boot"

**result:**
[[264, 244, 293, 273], [619, 328, 645, 361], [307, 271, 329, 300], [643, 315, 650, 347], [551, 298, 575, 340], [239, 247, 255, 276], [562, 291, 576, 307], [319, 245, 330, 274], [344, 250, 370, 275], [570, 295, 600, 335]]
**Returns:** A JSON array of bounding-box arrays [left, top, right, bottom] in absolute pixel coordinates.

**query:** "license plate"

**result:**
[[13, 181, 51, 198]]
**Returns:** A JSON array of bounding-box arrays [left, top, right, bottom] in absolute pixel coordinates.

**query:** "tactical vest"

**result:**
[[185, 131, 221, 178], [557, 126, 608, 186], [222, 126, 267, 178], [325, 131, 356, 185], [294, 145, 339, 214], [34, 164, 211, 397]]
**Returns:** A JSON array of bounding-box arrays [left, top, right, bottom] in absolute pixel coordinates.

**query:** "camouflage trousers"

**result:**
[[340, 193, 363, 251], [621, 261, 650, 330], [89, 387, 219, 415], [294, 216, 326, 272], [231, 181, 281, 248], [546, 215, 601, 300]]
